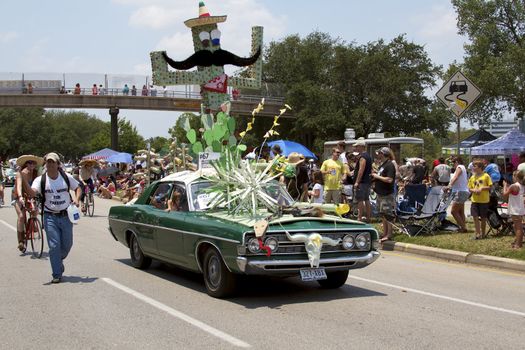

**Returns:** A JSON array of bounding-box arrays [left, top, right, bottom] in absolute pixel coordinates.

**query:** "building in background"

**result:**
[[487, 119, 519, 137]]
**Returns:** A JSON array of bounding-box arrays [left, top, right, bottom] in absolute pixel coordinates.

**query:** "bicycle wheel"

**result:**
[[28, 218, 44, 258], [83, 195, 89, 216], [87, 192, 94, 217]]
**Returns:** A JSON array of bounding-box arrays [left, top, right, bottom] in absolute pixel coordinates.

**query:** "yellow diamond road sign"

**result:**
[[436, 71, 482, 117]]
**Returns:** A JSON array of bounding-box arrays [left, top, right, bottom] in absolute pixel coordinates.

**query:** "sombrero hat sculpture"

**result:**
[[79, 159, 99, 167], [184, 1, 227, 28], [16, 155, 44, 167]]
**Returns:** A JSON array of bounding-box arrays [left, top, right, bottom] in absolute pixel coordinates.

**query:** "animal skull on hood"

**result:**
[[285, 231, 340, 268]]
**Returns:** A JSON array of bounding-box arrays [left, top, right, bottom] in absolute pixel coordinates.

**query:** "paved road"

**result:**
[[0, 198, 524, 349]]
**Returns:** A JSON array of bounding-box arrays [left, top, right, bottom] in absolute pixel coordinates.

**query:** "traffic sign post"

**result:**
[[436, 71, 482, 156]]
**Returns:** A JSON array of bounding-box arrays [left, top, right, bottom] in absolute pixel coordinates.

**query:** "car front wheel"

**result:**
[[317, 270, 349, 289], [203, 248, 237, 298], [129, 234, 152, 269]]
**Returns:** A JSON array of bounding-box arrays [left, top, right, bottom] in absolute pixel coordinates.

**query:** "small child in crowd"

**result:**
[[468, 161, 493, 239], [309, 171, 324, 204]]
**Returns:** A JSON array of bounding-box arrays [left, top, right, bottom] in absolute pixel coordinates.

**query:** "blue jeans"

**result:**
[[44, 214, 73, 279]]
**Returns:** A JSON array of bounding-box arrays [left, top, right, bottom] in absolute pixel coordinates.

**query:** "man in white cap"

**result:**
[[353, 137, 372, 222], [31, 152, 81, 283]]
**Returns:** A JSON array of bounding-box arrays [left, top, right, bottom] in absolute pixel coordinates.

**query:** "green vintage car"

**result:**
[[108, 170, 380, 297]]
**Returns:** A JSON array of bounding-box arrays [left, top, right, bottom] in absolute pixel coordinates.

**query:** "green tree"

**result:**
[[118, 118, 146, 154], [168, 112, 201, 145], [148, 136, 169, 155], [263, 32, 448, 153], [0, 109, 145, 160], [452, 0, 525, 120]]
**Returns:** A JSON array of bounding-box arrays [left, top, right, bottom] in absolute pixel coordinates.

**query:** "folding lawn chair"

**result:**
[[486, 195, 513, 237], [392, 186, 455, 237]]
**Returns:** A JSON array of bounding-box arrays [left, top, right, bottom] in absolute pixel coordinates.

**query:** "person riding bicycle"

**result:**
[[78, 159, 98, 213], [13, 155, 44, 252]]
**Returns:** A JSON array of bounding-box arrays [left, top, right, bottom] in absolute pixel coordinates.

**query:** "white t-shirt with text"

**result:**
[[32, 173, 79, 212]]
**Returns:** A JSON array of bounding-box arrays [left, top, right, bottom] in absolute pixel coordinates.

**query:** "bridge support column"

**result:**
[[109, 107, 119, 151]]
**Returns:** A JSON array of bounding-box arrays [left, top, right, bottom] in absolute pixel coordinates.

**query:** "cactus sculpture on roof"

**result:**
[[150, 1, 263, 111]]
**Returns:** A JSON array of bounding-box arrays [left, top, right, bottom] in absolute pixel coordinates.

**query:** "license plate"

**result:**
[[300, 268, 327, 281]]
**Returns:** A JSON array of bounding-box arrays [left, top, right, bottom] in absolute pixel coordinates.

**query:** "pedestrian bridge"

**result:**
[[0, 87, 290, 118], [0, 77, 291, 150]]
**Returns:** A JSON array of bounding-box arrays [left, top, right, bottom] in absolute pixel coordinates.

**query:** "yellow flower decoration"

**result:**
[[335, 203, 350, 217]]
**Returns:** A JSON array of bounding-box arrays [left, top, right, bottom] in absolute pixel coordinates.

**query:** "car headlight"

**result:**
[[247, 238, 261, 253], [264, 237, 279, 253], [342, 235, 355, 250], [355, 234, 369, 249]]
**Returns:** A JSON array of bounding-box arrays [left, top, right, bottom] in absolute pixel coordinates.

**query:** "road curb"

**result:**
[[381, 241, 525, 273]]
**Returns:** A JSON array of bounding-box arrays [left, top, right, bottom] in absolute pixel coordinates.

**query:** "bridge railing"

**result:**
[[0, 86, 285, 104]]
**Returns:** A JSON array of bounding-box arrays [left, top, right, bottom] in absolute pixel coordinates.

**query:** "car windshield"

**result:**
[[191, 180, 295, 211]]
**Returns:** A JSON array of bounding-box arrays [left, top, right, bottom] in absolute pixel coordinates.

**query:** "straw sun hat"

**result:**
[[79, 159, 99, 166], [184, 2, 227, 28], [16, 155, 44, 167]]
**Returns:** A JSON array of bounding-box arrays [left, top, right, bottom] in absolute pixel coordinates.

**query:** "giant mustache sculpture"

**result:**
[[162, 47, 261, 70]]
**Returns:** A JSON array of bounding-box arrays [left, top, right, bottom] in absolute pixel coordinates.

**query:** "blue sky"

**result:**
[[0, 0, 466, 138]]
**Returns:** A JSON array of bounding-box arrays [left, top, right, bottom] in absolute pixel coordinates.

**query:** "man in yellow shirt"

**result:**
[[320, 148, 344, 204], [468, 160, 493, 239]]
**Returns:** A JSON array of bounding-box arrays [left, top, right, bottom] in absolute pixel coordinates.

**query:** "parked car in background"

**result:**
[[3, 167, 15, 187], [63, 163, 74, 174], [108, 170, 380, 298]]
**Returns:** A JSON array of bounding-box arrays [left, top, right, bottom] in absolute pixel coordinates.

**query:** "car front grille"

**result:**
[[243, 231, 373, 256]]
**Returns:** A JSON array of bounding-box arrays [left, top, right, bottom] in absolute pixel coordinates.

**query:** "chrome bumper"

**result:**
[[236, 251, 380, 274]]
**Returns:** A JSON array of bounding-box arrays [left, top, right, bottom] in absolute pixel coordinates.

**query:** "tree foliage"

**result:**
[[263, 31, 449, 152], [0, 108, 144, 160], [452, 0, 525, 120]]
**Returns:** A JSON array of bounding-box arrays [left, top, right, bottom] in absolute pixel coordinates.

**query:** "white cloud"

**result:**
[[0, 31, 18, 44], [156, 31, 194, 58], [120, 0, 287, 54], [411, 5, 466, 65], [133, 62, 151, 75], [129, 6, 188, 29]]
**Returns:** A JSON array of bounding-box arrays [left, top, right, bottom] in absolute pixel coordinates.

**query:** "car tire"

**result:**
[[129, 234, 152, 269], [202, 248, 237, 298], [317, 270, 349, 289]]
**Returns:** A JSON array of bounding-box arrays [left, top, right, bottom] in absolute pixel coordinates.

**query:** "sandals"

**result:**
[[17, 241, 26, 252]]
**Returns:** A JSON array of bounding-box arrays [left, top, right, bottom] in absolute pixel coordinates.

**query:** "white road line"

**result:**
[[348, 275, 525, 318], [101, 278, 251, 348], [0, 219, 17, 232]]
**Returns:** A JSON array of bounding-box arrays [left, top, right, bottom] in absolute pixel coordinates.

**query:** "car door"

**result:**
[[133, 182, 172, 256], [154, 182, 189, 265], [131, 203, 158, 256]]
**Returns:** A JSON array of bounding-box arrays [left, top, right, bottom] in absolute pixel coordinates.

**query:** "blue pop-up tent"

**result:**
[[471, 128, 525, 155], [107, 152, 133, 164], [267, 140, 317, 159]]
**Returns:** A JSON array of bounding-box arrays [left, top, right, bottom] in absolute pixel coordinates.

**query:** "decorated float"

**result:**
[[108, 2, 380, 298]]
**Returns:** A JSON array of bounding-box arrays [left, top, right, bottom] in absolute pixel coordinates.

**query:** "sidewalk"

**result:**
[[381, 241, 525, 273], [109, 195, 524, 273]]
